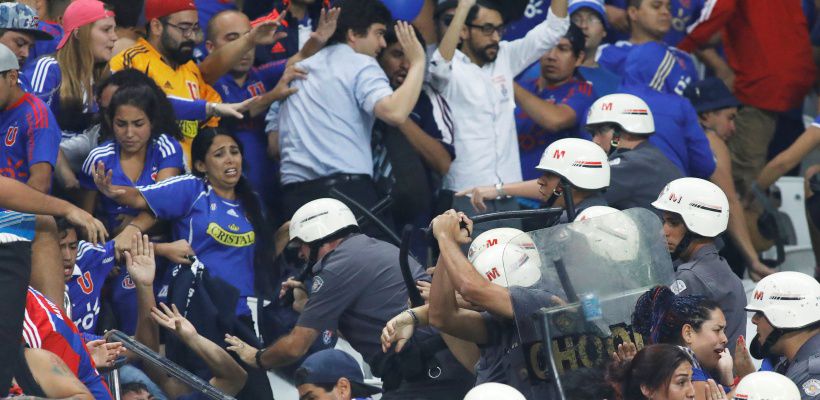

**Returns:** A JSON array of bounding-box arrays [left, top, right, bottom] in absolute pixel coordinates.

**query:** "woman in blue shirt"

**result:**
[[633, 286, 741, 399], [79, 77, 185, 232], [91, 128, 272, 318]]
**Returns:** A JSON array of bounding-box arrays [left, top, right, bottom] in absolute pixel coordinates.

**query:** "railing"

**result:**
[[105, 330, 237, 400]]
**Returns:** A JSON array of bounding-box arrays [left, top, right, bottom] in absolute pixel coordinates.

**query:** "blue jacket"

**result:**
[[619, 42, 715, 179]]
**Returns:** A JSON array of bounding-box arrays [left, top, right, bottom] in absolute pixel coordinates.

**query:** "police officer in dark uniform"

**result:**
[[585, 93, 684, 212], [225, 198, 474, 399], [746, 271, 820, 400], [652, 177, 747, 352]]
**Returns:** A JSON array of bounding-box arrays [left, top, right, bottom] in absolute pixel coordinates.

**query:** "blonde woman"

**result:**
[[25, 0, 117, 136]]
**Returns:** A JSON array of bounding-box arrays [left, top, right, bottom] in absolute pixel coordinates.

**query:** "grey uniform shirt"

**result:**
[[606, 141, 684, 212], [777, 333, 820, 399], [670, 243, 747, 352], [479, 285, 559, 399], [297, 234, 426, 361]]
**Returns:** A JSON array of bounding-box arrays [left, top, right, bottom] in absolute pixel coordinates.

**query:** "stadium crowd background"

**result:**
[[0, 0, 819, 398]]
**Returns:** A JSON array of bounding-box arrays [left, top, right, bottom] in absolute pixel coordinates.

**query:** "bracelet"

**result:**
[[405, 309, 419, 326], [255, 348, 266, 370], [495, 182, 507, 198], [127, 223, 142, 232]]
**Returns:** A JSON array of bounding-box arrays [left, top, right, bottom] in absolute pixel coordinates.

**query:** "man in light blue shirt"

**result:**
[[278, 0, 426, 221]]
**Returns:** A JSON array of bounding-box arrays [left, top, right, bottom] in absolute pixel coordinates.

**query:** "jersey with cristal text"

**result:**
[[139, 175, 256, 316]]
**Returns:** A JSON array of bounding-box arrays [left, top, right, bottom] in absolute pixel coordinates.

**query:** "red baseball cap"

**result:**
[[144, 0, 197, 22], [57, 0, 115, 50]]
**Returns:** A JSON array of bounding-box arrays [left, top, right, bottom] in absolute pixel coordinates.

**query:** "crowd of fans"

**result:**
[[0, 0, 819, 399]]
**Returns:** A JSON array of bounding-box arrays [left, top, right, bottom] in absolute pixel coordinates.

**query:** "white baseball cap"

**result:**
[[0, 43, 19, 73]]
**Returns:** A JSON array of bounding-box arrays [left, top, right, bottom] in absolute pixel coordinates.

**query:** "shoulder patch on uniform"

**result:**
[[802, 378, 820, 397], [609, 158, 621, 166], [670, 279, 687, 295], [311, 276, 324, 294]]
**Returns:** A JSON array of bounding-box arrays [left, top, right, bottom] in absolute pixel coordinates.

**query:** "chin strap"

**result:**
[[671, 231, 697, 261], [749, 329, 785, 359], [561, 179, 577, 222]]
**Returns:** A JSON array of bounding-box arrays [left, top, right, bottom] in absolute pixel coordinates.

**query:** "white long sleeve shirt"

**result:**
[[429, 9, 569, 192]]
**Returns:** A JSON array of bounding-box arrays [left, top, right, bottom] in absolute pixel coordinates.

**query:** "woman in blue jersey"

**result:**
[[632, 286, 745, 399], [92, 128, 273, 319], [79, 76, 185, 232], [25, 0, 117, 135]]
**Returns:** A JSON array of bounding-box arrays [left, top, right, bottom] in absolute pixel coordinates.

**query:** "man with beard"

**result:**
[[109, 0, 223, 163], [373, 26, 455, 232], [429, 0, 568, 235]]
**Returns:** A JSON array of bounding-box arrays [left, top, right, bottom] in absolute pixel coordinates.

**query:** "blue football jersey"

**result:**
[[515, 64, 596, 180], [80, 134, 184, 230], [67, 240, 116, 334], [139, 175, 256, 316], [596, 41, 698, 94], [0, 92, 60, 182]]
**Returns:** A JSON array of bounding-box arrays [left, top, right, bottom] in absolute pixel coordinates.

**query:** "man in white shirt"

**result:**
[[429, 0, 568, 231]]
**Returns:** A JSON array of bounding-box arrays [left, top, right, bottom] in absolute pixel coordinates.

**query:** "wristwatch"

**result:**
[[255, 348, 266, 370], [495, 183, 507, 198]]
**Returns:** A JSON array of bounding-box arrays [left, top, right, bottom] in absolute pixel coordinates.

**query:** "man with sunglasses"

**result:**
[[429, 0, 568, 236]]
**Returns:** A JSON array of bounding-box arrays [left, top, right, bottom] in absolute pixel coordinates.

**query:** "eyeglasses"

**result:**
[[570, 14, 603, 26], [467, 23, 506, 37], [164, 21, 202, 38]]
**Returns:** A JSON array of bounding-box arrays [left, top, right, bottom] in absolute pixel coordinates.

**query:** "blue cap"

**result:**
[[683, 77, 740, 113], [295, 349, 382, 397], [0, 3, 53, 41], [569, 0, 608, 27]]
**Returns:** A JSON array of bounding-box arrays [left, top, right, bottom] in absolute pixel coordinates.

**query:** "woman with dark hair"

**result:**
[[632, 286, 738, 399], [91, 128, 274, 397], [79, 75, 184, 232], [91, 128, 272, 319], [611, 344, 696, 400]]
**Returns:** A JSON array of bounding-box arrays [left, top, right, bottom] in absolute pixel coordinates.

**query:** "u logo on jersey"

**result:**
[[77, 272, 94, 295], [186, 81, 200, 100], [4, 126, 18, 146], [247, 82, 265, 97]]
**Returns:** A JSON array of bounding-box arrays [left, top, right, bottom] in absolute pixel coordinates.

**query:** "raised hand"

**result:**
[[124, 233, 155, 287], [611, 341, 637, 363], [394, 20, 425, 67], [151, 303, 198, 342], [249, 12, 289, 45], [310, 7, 340, 44], [93, 161, 126, 200]]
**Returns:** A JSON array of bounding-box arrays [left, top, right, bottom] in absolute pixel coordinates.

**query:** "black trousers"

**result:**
[[281, 174, 395, 240], [0, 241, 32, 394]]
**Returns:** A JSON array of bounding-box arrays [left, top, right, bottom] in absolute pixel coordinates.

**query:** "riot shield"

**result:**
[[500, 207, 675, 398]]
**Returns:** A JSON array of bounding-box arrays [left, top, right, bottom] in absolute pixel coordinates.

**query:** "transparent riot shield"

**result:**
[[500, 207, 675, 399]]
